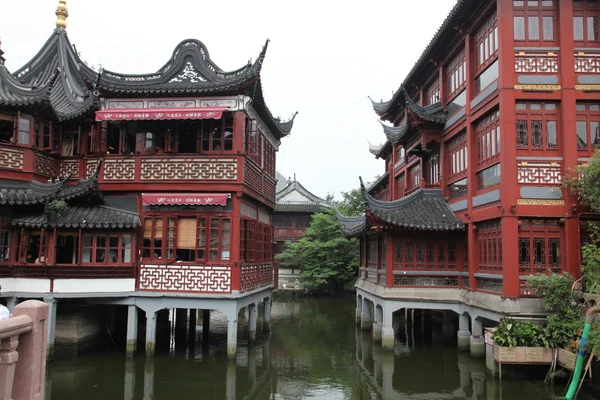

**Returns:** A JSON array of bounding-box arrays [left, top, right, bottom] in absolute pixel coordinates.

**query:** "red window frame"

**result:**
[[424, 79, 440, 106], [13, 112, 34, 146], [513, 0, 557, 46], [518, 219, 562, 275], [576, 102, 600, 155], [14, 229, 47, 264], [447, 131, 468, 182], [396, 173, 406, 198], [407, 163, 421, 192], [425, 152, 440, 185], [81, 233, 133, 265], [516, 102, 559, 154], [573, 0, 600, 46], [446, 49, 466, 102], [394, 239, 460, 271], [477, 220, 502, 273], [476, 108, 501, 168], [474, 12, 499, 75]]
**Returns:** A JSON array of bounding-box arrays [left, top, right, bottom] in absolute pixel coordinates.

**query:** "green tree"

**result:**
[[337, 188, 364, 217], [276, 208, 359, 293]]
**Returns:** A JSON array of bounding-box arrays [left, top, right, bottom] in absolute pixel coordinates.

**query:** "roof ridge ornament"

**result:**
[[55, 0, 69, 29]]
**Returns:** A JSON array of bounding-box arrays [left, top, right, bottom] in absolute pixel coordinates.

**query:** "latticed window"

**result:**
[[518, 219, 562, 275], [516, 102, 559, 153], [447, 131, 468, 182], [446, 49, 466, 101], [513, 0, 556, 45], [408, 163, 421, 192], [573, 0, 600, 45], [425, 79, 440, 105], [0, 229, 10, 263], [477, 220, 502, 273], [476, 108, 500, 168], [394, 239, 460, 271], [367, 236, 378, 268], [426, 152, 440, 185], [576, 102, 600, 154], [396, 173, 406, 198], [474, 12, 499, 74]]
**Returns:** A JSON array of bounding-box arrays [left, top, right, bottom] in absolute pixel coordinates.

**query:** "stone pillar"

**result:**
[[44, 297, 57, 360], [248, 303, 257, 341], [189, 309, 197, 341], [263, 336, 271, 369], [263, 297, 271, 332], [248, 345, 257, 386], [124, 357, 136, 400], [373, 305, 383, 342], [381, 306, 395, 349], [470, 316, 485, 358], [457, 313, 471, 352], [6, 297, 16, 313], [226, 360, 237, 400], [227, 313, 238, 360], [145, 311, 157, 357], [360, 298, 372, 331], [12, 300, 49, 400], [126, 305, 138, 357], [355, 295, 362, 325]]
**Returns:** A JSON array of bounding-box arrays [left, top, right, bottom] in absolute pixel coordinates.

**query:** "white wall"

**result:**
[[53, 279, 135, 293], [0, 278, 51, 293]]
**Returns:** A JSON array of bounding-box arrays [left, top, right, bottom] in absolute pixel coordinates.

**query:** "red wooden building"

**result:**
[[0, 1, 295, 358], [338, 0, 600, 354]]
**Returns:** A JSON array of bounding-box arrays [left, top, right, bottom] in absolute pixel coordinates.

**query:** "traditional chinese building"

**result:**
[[0, 0, 295, 358], [273, 174, 330, 287], [338, 0, 600, 357]]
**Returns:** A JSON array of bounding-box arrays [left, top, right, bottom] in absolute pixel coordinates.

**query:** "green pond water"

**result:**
[[46, 296, 595, 399]]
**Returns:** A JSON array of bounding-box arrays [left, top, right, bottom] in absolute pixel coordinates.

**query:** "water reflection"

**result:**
[[46, 297, 586, 400]]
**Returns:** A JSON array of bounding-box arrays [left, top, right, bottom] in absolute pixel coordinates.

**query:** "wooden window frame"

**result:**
[[446, 49, 467, 102], [13, 112, 34, 147], [447, 131, 468, 182], [516, 102, 560, 154], [474, 12, 499, 75], [476, 108, 501, 168], [576, 102, 600, 155], [513, 0, 557, 46], [14, 229, 47, 264], [477, 220, 502, 273], [573, 0, 600, 46], [424, 79, 440, 106], [518, 219, 562, 275], [81, 232, 133, 265], [0, 228, 11, 264]]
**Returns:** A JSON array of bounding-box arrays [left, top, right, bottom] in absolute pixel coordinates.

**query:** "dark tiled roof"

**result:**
[[367, 172, 389, 195], [368, 140, 392, 159], [0, 162, 101, 206], [2, 29, 98, 121], [274, 203, 327, 213], [335, 208, 368, 238], [381, 122, 408, 144], [11, 205, 141, 229], [402, 89, 446, 125], [96, 39, 295, 140], [276, 180, 331, 208], [369, 0, 482, 121], [360, 178, 464, 232]]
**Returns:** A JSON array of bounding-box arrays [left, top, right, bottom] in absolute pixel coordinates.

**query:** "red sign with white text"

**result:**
[[142, 193, 229, 206], [95, 107, 227, 121]]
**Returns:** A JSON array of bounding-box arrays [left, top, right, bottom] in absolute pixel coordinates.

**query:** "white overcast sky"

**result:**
[[2, 0, 456, 200]]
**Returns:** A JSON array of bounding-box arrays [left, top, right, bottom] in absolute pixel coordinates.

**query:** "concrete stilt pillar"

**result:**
[[226, 360, 237, 400], [263, 298, 271, 332], [44, 298, 57, 360], [124, 357, 136, 400], [175, 308, 187, 351], [263, 336, 271, 369], [373, 305, 383, 342], [143, 356, 154, 399], [372, 341, 383, 383], [126, 305, 138, 357], [470, 317, 485, 358], [382, 352, 395, 399], [145, 311, 157, 357], [360, 299, 372, 331], [248, 345, 257, 385], [203, 310, 210, 341], [382, 307, 395, 349], [6, 297, 16, 313], [457, 313, 471, 352], [227, 314, 238, 360], [248, 303, 257, 341]]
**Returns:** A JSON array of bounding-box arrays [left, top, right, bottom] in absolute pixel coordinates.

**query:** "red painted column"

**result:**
[[231, 192, 242, 292], [558, 0, 580, 278], [386, 233, 394, 288], [498, 0, 520, 297], [233, 112, 246, 154]]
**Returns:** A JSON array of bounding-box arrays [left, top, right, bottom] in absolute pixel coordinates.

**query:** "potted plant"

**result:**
[[493, 319, 554, 363]]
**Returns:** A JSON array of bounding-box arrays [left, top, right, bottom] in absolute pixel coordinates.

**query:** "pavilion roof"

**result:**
[[0, 161, 102, 206], [336, 178, 464, 237], [275, 179, 331, 213], [11, 205, 141, 229], [369, 0, 484, 122]]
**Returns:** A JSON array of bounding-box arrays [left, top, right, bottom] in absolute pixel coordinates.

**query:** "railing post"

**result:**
[[231, 262, 240, 293], [12, 300, 48, 400], [0, 335, 20, 400]]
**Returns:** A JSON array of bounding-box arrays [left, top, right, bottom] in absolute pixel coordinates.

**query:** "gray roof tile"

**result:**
[[12, 205, 141, 229]]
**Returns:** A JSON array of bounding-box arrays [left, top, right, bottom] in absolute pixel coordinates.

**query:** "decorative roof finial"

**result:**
[[55, 0, 69, 29]]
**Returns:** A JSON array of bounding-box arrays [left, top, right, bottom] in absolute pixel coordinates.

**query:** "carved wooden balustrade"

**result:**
[[240, 263, 275, 293], [0, 300, 48, 400]]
